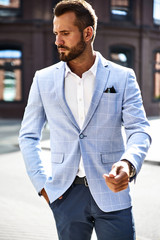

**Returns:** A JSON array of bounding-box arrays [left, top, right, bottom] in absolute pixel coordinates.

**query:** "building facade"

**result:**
[[0, 0, 160, 118]]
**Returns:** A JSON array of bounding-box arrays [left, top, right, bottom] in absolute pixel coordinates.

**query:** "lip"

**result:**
[[58, 48, 67, 52]]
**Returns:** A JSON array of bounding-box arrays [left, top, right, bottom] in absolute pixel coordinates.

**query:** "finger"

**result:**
[[114, 171, 129, 183], [103, 172, 128, 184], [103, 173, 129, 193], [103, 174, 117, 190], [103, 173, 109, 179], [109, 166, 117, 178], [111, 181, 129, 192], [107, 179, 129, 193], [103, 174, 115, 184]]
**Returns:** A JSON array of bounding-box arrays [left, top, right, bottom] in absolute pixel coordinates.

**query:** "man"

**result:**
[[19, 0, 151, 239]]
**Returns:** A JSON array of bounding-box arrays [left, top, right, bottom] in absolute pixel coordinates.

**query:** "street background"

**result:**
[[0, 117, 160, 240]]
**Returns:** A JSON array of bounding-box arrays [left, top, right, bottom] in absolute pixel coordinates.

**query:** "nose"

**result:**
[[55, 34, 64, 46]]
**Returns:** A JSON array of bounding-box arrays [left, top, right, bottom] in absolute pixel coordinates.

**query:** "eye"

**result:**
[[63, 32, 69, 36]]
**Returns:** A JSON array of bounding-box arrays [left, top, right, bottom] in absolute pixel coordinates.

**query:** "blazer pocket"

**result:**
[[99, 93, 121, 114], [101, 92, 120, 101], [101, 150, 124, 164], [51, 153, 64, 164]]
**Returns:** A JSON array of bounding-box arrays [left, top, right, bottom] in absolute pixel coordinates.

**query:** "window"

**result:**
[[0, 0, 21, 17], [153, 0, 160, 25], [153, 51, 160, 100], [110, 0, 132, 21], [109, 46, 133, 68], [0, 48, 22, 102]]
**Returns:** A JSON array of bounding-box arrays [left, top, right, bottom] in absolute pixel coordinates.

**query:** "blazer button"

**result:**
[[79, 134, 84, 139]]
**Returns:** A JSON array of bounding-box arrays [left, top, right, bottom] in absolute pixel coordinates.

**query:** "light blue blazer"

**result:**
[[19, 52, 151, 212]]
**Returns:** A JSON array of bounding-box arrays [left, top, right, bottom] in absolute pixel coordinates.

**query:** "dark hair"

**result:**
[[53, 0, 98, 41]]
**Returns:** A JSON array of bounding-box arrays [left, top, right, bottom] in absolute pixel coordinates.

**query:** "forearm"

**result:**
[[19, 136, 48, 192], [120, 132, 151, 176]]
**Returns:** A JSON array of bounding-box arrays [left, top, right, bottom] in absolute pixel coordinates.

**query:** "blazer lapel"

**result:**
[[54, 62, 80, 130], [81, 58, 110, 132]]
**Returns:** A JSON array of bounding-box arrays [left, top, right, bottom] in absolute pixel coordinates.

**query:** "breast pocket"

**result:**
[[100, 93, 121, 114]]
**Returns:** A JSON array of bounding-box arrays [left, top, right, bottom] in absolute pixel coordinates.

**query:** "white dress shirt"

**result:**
[[65, 54, 98, 177]]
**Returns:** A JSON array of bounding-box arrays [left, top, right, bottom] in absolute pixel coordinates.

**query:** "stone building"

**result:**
[[0, 0, 160, 118]]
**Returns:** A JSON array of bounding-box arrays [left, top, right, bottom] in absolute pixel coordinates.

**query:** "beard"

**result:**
[[57, 36, 86, 62]]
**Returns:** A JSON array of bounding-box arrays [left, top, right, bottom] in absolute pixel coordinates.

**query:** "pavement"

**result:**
[[0, 117, 160, 240], [0, 117, 159, 162]]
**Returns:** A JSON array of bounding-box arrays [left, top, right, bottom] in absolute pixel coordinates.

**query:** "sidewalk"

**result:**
[[0, 119, 50, 154], [0, 117, 159, 162]]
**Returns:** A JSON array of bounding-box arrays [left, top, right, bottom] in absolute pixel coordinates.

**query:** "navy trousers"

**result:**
[[49, 184, 135, 240]]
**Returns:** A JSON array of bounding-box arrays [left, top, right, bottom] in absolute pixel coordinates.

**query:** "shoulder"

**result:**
[[97, 51, 133, 74], [107, 60, 133, 74], [35, 61, 65, 78]]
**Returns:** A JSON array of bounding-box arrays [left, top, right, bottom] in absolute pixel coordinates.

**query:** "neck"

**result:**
[[67, 47, 96, 78]]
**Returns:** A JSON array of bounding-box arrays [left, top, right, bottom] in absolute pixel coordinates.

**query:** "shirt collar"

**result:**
[[65, 52, 99, 78]]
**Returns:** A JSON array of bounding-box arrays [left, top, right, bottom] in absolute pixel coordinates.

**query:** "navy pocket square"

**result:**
[[104, 86, 116, 93]]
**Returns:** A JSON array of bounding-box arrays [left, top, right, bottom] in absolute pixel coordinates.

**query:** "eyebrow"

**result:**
[[53, 30, 70, 34]]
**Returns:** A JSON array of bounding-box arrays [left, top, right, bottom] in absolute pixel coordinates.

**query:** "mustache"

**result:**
[[57, 45, 70, 50]]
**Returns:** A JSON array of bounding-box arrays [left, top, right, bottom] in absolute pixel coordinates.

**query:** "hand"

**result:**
[[41, 189, 63, 203], [103, 160, 130, 193], [41, 188, 50, 204]]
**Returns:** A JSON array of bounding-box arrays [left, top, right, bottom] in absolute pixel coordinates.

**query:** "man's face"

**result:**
[[53, 12, 86, 62]]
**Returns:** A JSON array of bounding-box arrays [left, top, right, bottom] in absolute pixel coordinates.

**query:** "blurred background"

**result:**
[[0, 0, 160, 118]]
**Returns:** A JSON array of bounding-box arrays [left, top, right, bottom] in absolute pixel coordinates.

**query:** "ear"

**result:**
[[83, 26, 93, 42]]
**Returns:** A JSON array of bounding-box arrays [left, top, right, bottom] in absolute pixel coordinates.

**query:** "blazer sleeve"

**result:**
[[19, 71, 48, 193], [120, 69, 151, 177]]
